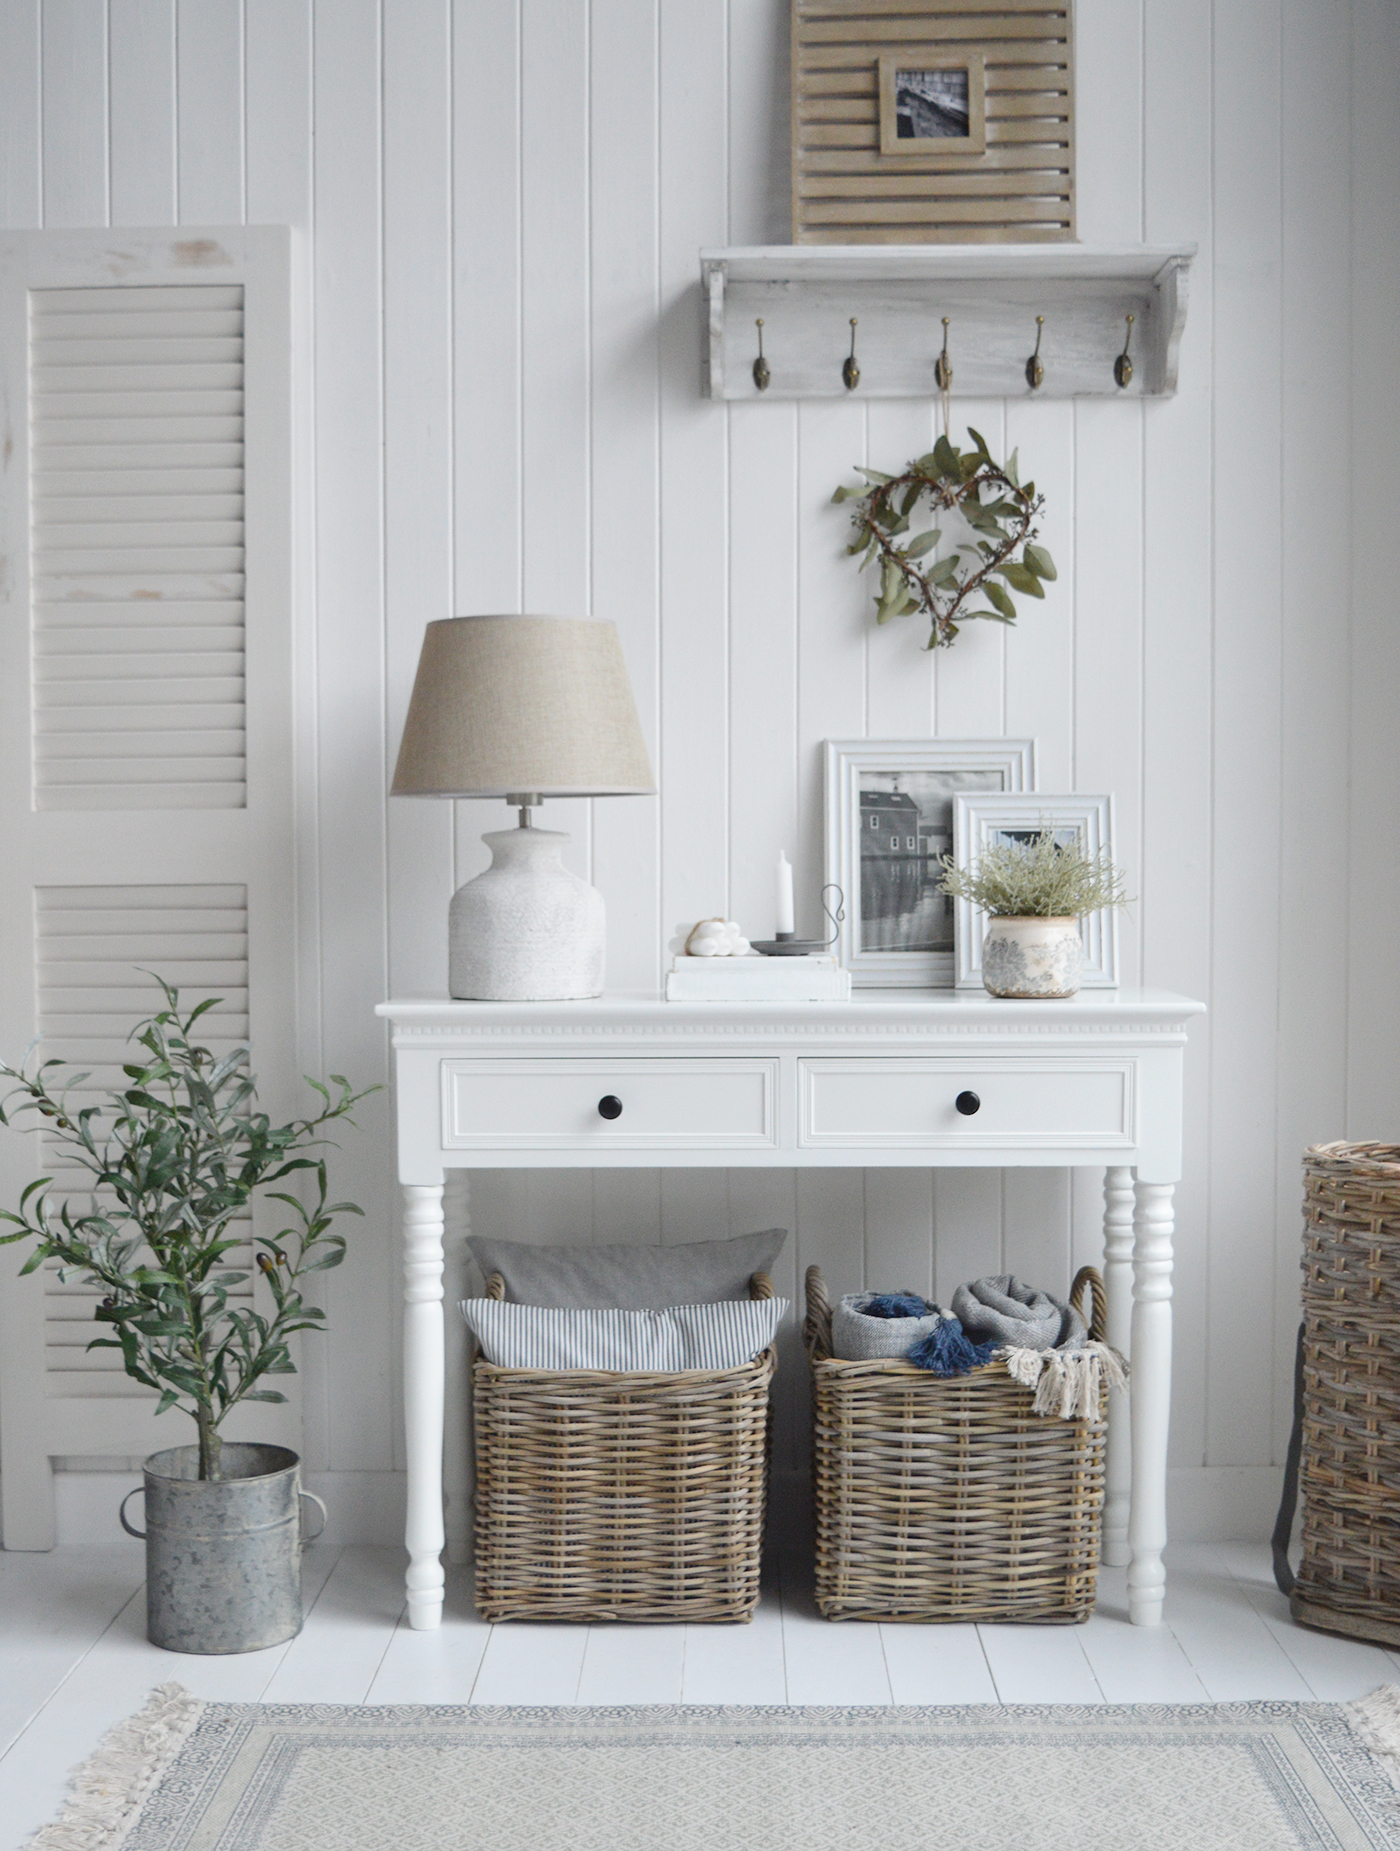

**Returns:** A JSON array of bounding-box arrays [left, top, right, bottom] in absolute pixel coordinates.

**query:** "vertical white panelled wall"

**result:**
[[0, 0, 1397, 1546]]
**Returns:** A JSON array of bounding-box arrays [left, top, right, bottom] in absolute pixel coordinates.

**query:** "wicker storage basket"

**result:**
[[471, 1270, 775, 1623], [805, 1265, 1109, 1623], [1289, 1142, 1400, 1646]]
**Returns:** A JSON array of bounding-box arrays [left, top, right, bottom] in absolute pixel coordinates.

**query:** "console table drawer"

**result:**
[[799, 1057, 1136, 1152], [441, 1058, 778, 1150]]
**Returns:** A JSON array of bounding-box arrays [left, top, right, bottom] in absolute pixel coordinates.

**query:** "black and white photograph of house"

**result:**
[[895, 66, 971, 140], [858, 768, 1004, 951]]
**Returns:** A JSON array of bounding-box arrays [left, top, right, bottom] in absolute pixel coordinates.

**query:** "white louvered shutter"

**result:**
[[0, 229, 298, 1548]]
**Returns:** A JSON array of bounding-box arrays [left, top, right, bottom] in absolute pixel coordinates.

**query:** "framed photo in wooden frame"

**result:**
[[951, 791, 1119, 989], [825, 738, 1036, 988], [877, 54, 986, 160]]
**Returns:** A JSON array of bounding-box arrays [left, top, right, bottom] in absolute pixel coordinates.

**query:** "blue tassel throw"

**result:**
[[861, 1292, 932, 1319], [906, 1318, 999, 1377]]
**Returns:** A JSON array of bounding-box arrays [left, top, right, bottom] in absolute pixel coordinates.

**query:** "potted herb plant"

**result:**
[[938, 831, 1130, 998], [0, 981, 372, 1653]]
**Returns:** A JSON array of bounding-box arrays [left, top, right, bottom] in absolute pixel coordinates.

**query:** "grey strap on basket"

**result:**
[[1271, 1322, 1305, 1596]]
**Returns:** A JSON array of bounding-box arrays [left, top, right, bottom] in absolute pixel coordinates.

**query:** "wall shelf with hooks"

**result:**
[[699, 244, 1195, 402]]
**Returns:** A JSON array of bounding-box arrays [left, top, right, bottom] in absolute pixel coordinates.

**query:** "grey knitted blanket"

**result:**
[[832, 1293, 945, 1361], [951, 1274, 1086, 1352]]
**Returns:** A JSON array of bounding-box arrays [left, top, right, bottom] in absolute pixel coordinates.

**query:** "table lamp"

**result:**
[[391, 615, 655, 1000]]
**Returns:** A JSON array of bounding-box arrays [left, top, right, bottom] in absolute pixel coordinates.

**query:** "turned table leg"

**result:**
[[1127, 1175, 1174, 1626], [402, 1182, 446, 1630], [1101, 1166, 1135, 1568]]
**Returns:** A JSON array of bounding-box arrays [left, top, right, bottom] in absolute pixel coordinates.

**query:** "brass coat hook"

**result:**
[[752, 318, 770, 392], [1025, 315, 1045, 390], [934, 316, 953, 392], [842, 317, 860, 391], [1114, 314, 1135, 389]]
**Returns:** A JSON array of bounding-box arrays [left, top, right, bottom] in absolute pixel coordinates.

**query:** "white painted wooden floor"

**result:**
[[3, 1540, 1398, 1848]]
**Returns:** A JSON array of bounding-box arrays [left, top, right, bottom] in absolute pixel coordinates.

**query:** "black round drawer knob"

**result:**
[[597, 1095, 623, 1121], [955, 1090, 981, 1117]]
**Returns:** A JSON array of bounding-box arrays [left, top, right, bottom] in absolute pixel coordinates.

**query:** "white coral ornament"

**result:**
[[672, 919, 753, 958]]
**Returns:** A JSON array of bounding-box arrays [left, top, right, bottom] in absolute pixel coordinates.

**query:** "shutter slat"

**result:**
[[40, 783, 248, 810], [33, 443, 244, 469], [32, 283, 245, 312], [37, 734, 246, 760], [32, 494, 244, 520], [36, 573, 244, 600], [33, 342, 243, 368]]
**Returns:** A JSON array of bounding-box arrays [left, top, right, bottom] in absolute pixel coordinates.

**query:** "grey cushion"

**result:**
[[466, 1228, 788, 1310]]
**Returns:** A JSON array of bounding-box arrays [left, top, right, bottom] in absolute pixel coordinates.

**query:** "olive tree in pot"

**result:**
[[0, 982, 373, 1653], [938, 831, 1131, 998]]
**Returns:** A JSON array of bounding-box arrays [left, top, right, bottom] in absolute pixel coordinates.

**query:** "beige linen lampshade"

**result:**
[[391, 614, 654, 798], [391, 614, 653, 1002]]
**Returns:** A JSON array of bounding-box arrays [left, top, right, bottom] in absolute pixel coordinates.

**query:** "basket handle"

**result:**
[[748, 1270, 774, 1302], [1070, 1265, 1107, 1343], [804, 1265, 833, 1360], [485, 1270, 505, 1302]]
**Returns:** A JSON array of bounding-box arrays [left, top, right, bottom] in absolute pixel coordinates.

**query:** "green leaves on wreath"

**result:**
[[833, 430, 1056, 649]]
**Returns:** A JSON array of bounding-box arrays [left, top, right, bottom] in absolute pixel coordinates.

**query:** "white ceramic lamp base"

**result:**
[[448, 826, 604, 1001]]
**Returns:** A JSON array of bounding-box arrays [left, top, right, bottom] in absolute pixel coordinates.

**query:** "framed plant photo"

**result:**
[[951, 792, 1119, 990], [825, 739, 1036, 988]]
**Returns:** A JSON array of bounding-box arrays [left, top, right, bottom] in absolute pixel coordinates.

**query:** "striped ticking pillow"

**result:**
[[461, 1296, 787, 1372]]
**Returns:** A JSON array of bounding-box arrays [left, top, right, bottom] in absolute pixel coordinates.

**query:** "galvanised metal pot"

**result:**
[[120, 1443, 327, 1654]]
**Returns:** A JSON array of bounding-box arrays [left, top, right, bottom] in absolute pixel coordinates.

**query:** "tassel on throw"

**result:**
[[1000, 1340, 1128, 1419], [906, 1318, 999, 1377]]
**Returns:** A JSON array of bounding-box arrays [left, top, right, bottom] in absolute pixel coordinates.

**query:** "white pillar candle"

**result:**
[[775, 850, 795, 934]]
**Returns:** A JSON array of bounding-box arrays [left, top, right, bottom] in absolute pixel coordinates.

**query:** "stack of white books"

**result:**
[[665, 955, 851, 1001]]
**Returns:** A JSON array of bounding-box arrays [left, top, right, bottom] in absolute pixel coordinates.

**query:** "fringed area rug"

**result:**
[[32, 1682, 1400, 1851]]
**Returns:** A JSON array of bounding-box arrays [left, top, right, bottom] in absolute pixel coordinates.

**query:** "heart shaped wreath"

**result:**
[[833, 428, 1055, 650]]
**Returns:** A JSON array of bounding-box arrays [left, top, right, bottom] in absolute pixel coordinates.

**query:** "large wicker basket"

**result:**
[[471, 1271, 775, 1623], [805, 1265, 1109, 1623], [1288, 1142, 1400, 1645]]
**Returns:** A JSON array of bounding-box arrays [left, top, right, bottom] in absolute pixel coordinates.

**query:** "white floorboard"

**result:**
[[469, 1619, 590, 1706], [1158, 1543, 1315, 1701], [577, 1621, 687, 1706], [682, 1575, 788, 1706], [879, 1623, 999, 1704], [978, 1620, 1104, 1704], [365, 1566, 492, 1704], [778, 1556, 893, 1705], [4, 1540, 1399, 1850]]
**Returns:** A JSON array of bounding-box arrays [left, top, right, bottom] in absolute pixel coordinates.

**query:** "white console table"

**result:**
[[377, 988, 1204, 1631]]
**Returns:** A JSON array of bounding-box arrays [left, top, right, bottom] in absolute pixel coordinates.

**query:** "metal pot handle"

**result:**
[[119, 1487, 147, 1540], [299, 1490, 328, 1545]]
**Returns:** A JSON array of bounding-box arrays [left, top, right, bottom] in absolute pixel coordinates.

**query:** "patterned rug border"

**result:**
[[30, 1681, 1400, 1851]]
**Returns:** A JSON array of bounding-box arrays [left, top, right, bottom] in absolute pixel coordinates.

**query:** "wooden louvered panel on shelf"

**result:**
[[30, 283, 247, 810], [791, 0, 1074, 244]]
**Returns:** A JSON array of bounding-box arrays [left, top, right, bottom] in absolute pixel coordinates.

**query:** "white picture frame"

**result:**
[[824, 739, 1036, 988], [951, 792, 1120, 989]]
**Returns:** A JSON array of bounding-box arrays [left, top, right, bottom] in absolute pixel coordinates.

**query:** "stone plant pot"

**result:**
[[120, 1443, 326, 1654], [982, 915, 1083, 998]]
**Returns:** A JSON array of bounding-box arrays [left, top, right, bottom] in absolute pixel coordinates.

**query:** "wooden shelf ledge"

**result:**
[[699, 243, 1195, 401]]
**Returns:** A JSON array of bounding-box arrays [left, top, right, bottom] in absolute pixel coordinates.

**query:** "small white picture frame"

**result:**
[[824, 739, 1037, 989], [951, 792, 1120, 990]]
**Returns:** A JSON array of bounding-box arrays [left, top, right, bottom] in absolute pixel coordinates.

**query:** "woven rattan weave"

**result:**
[[805, 1265, 1108, 1623], [1291, 1142, 1400, 1646], [471, 1271, 775, 1623]]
